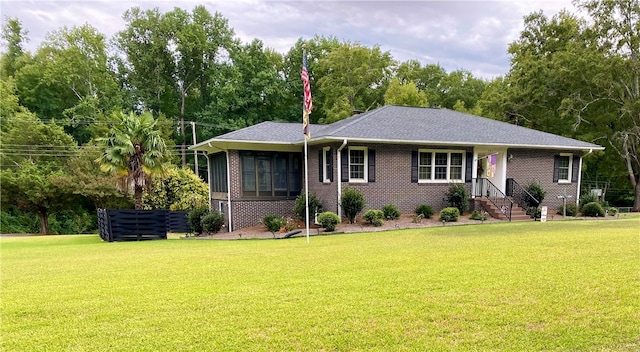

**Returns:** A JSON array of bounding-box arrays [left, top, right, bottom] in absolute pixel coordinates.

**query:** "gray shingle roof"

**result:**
[[194, 105, 603, 151]]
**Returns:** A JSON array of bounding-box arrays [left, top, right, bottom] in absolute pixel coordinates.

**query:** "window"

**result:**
[[210, 152, 228, 193], [416, 150, 465, 182], [349, 147, 367, 182], [240, 152, 302, 198], [323, 147, 332, 183], [554, 154, 574, 183]]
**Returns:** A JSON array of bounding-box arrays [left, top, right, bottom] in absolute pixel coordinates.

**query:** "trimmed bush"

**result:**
[[414, 204, 435, 218], [525, 181, 546, 207], [341, 187, 365, 224], [317, 212, 340, 232], [469, 210, 487, 221], [382, 204, 401, 220], [446, 183, 469, 213], [526, 207, 541, 219], [363, 209, 384, 226], [187, 207, 209, 235], [439, 207, 460, 222], [557, 203, 578, 217], [294, 192, 323, 222], [201, 211, 225, 234], [262, 215, 286, 232], [608, 207, 618, 216], [582, 202, 605, 217], [579, 192, 598, 208]]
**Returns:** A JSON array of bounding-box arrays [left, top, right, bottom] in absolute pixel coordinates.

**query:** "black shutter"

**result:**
[[368, 149, 376, 182], [553, 155, 560, 182], [318, 149, 323, 182], [341, 148, 349, 182], [328, 148, 334, 182], [411, 151, 418, 183], [571, 154, 579, 183], [465, 151, 473, 182]]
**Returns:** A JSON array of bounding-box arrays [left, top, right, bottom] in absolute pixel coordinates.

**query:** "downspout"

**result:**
[[225, 150, 233, 232], [576, 149, 592, 206], [336, 139, 348, 219]]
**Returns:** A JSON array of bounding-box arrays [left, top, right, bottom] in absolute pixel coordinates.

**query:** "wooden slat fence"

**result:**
[[97, 209, 191, 242]]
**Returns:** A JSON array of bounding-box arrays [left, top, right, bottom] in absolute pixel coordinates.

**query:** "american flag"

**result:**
[[301, 50, 312, 139]]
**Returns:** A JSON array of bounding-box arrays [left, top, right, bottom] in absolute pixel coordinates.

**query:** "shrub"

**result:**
[[414, 204, 435, 218], [262, 215, 286, 232], [525, 180, 546, 207], [469, 210, 487, 221], [579, 192, 598, 208], [317, 212, 340, 232], [341, 187, 365, 224], [557, 202, 578, 217], [445, 183, 469, 213], [201, 211, 225, 234], [526, 207, 541, 219], [439, 207, 460, 222], [381, 204, 401, 220], [608, 207, 618, 216], [187, 207, 209, 235], [294, 192, 323, 222], [363, 209, 384, 226], [582, 202, 605, 217]]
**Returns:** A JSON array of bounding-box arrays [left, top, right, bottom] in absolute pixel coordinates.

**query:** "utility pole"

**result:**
[[190, 121, 198, 177]]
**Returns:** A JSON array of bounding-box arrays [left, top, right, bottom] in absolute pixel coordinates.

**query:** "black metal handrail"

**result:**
[[506, 178, 540, 220], [472, 178, 513, 221]]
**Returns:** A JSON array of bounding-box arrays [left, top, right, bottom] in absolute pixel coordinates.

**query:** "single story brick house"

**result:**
[[192, 105, 604, 231]]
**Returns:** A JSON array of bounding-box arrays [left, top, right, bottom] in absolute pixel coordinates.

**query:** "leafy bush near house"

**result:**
[[525, 181, 546, 207], [582, 202, 605, 217], [469, 210, 487, 221], [317, 212, 340, 232], [363, 209, 384, 226], [382, 204, 401, 220], [262, 215, 286, 233], [414, 204, 435, 218], [608, 207, 618, 216], [579, 192, 599, 209], [439, 207, 460, 222], [557, 203, 578, 217], [341, 187, 365, 224], [188, 207, 209, 235], [294, 192, 323, 222], [201, 211, 225, 234], [526, 207, 541, 219], [445, 184, 469, 213]]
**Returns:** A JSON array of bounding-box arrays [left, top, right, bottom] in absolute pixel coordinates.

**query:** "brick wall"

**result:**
[[308, 143, 471, 217], [506, 148, 579, 210]]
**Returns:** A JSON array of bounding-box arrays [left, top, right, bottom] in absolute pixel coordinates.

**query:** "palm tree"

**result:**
[[95, 111, 167, 209]]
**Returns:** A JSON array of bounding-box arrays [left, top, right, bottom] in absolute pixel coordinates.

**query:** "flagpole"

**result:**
[[303, 45, 310, 243]]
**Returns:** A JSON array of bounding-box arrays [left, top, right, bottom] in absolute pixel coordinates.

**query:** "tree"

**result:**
[[13, 24, 121, 143], [0, 17, 29, 80], [317, 42, 394, 123], [384, 78, 428, 107], [95, 111, 168, 209], [0, 107, 77, 234]]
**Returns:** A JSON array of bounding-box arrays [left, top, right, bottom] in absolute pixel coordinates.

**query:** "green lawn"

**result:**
[[2, 218, 639, 351]]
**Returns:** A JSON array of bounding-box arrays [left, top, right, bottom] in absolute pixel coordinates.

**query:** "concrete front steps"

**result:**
[[475, 197, 532, 221]]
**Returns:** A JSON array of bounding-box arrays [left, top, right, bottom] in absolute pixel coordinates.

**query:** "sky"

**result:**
[[1, 0, 578, 79]]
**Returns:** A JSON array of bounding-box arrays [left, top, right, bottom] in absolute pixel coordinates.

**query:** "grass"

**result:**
[[1, 218, 639, 351]]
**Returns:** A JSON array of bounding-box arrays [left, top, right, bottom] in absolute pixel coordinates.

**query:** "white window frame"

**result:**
[[322, 146, 332, 183], [349, 147, 368, 183], [558, 153, 573, 184], [418, 149, 465, 183]]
